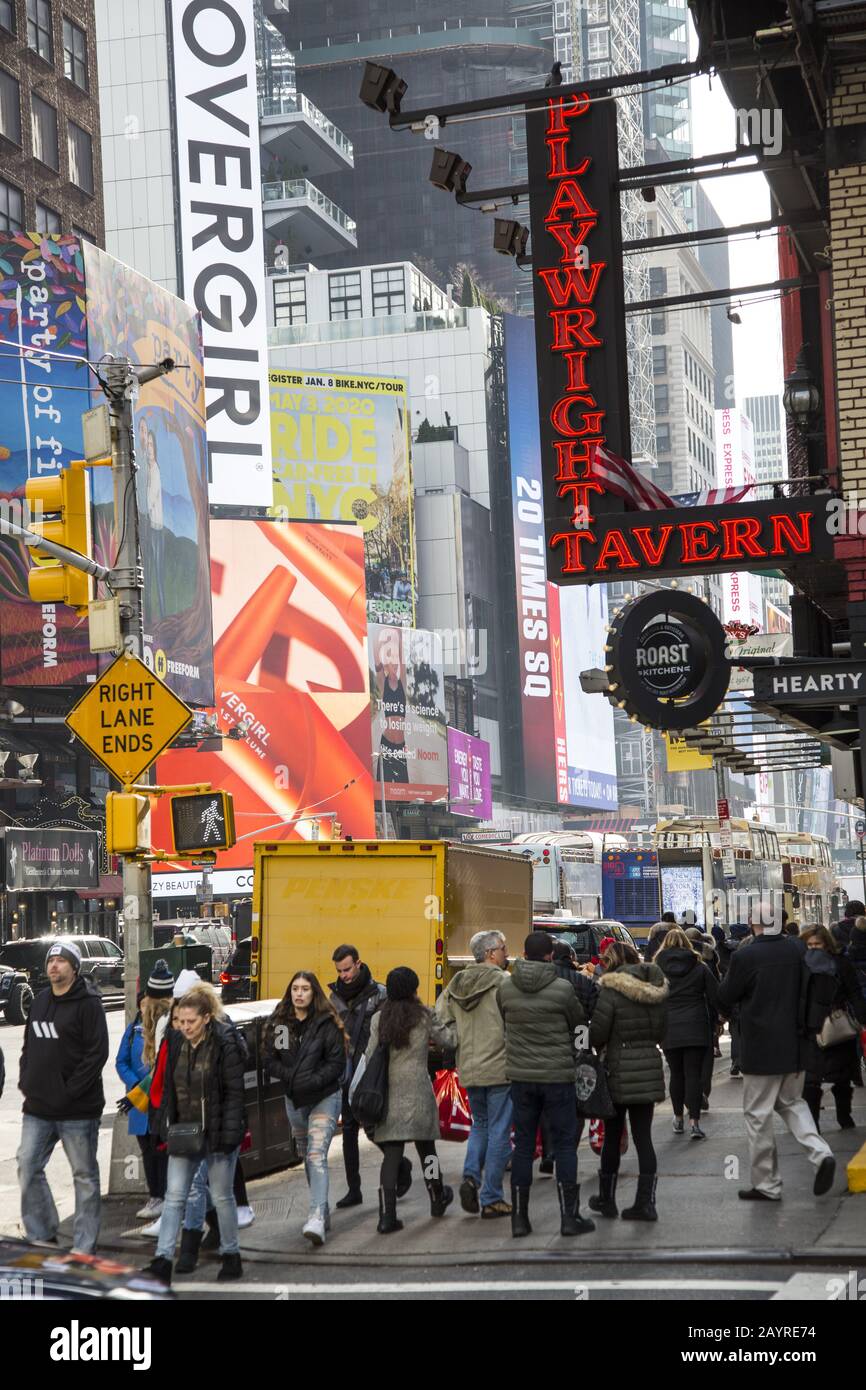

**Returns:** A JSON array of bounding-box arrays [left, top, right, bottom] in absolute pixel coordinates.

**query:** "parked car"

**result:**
[[0, 935, 125, 1003], [152, 919, 234, 973], [0, 961, 34, 1024], [219, 937, 251, 1003], [533, 916, 639, 964], [0, 1238, 172, 1299]]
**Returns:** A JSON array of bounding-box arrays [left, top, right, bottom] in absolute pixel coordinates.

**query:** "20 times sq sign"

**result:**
[[526, 92, 832, 581]]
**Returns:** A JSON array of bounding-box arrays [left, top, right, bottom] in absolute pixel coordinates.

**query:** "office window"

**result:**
[[0, 68, 20, 144], [586, 0, 609, 20], [372, 265, 405, 316], [619, 739, 643, 777], [36, 201, 61, 233], [0, 1, 14, 34], [273, 276, 306, 326], [654, 384, 669, 415], [588, 62, 611, 79], [67, 119, 93, 193], [63, 18, 88, 91], [650, 311, 666, 335], [652, 345, 667, 374], [31, 94, 58, 169], [656, 422, 671, 454], [27, 0, 52, 62], [649, 266, 667, 297], [586, 27, 609, 60], [0, 177, 22, 232], [553, 0, 569, 28], [72, 222, 93, 242], [554, 33, 572, 67], [328, 270, 362, 321]]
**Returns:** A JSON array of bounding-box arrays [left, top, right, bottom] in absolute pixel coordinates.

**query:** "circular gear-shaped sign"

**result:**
[[605, 590, 730, 731]]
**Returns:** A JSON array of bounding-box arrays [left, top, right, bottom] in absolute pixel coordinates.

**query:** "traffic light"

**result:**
[[106, 791, 151, 855], [169, 791, 236, 855], [25, 464, 92, 610]]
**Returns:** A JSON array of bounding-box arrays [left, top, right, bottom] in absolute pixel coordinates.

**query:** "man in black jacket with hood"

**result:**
[[17, 940, 109, 1253], [832, 899, 864, 950], [329, 944, 388, 1208]]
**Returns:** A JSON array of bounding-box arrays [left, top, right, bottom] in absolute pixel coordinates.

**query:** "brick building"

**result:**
[[0, 0, 103, 243]]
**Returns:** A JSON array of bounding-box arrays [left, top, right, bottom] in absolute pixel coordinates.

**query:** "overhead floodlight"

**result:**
[[493, 218, 529, 257], [429, 147, 472, 195], [359, 61, 407, 115]]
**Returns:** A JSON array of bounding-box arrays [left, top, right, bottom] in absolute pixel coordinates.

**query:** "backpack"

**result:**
[[348, 1042, 389, 1130], [801, 950, 838, 1037]]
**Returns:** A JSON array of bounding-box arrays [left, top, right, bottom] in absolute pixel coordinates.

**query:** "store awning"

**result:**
[[76, 874, 123, 902]]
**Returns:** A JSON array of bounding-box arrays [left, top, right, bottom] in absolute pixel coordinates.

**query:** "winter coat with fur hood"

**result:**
[[589, 963, 668, 1104]]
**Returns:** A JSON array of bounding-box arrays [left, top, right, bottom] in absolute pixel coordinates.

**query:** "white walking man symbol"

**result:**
[[200, 799, 222, 843]]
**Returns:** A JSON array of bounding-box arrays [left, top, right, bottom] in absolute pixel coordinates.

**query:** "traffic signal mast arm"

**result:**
[[5, 513, 110, 581]]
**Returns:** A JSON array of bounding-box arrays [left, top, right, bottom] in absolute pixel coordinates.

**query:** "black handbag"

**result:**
[[574, 1049, 615, 1119], [348, 1043, 389, 1130], [167, 1097, 206, 1157]]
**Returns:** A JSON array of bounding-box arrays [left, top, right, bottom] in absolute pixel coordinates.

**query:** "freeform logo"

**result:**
[[50, 1320, 152, 1371]]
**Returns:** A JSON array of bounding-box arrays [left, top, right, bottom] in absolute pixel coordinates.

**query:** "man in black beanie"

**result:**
[[17, 939, 109, 1253]]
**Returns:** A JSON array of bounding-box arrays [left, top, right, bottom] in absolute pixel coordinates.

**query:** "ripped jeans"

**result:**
[[284, 1091, 341, 1219]]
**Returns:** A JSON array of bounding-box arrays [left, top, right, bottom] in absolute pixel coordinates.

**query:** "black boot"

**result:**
[[335, 1188, 363, 1209], [377, 1187, 403, 1234], [396, 1157, 413, 1199], [511, 1186, 531, 1238], [621, 1174, 658, 1222], [217, 1252, 243, 1282], [174, 1227, 203, 1274], [141, 1256, 172, 1286], [201, 1207, 220, 1252], [588, 1171, 618, 1218], [425, 1176, 454, 1217], [558, 1182, 595, 1237]]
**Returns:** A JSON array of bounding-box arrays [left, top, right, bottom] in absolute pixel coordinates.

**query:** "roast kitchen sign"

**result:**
[[526, 91, 833, 582]]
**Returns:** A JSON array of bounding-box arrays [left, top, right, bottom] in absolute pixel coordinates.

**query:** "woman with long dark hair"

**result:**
[[362, 967, 453, 1235], [800, 925, 866, 1130], [264, 971, 348, 1246]]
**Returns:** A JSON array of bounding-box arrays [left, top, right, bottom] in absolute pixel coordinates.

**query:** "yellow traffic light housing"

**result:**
[[106, 791, 152, 855], [169, 791, 236, 856], [25, 464, 92, 610]]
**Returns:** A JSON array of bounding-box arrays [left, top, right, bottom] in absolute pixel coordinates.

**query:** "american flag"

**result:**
[[583, 444, 753, 515]]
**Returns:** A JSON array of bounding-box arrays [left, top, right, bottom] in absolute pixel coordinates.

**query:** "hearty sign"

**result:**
[[605, 591, 730, 731], [752, 661, 866, 704], [527, 91, 630, 582]]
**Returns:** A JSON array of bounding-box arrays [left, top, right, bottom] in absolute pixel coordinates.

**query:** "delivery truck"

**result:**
[[250, 839, 533, 1006]]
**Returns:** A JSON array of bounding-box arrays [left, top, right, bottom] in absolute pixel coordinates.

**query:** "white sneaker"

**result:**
[[236, 1205, 255, 1229], [136, 1197, 164, 1220], [302, 1214, 325, 1246], [139, 1216, 162, 1238]]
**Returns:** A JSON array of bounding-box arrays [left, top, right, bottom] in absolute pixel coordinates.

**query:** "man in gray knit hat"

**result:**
[[17, 939, 109, 1253]]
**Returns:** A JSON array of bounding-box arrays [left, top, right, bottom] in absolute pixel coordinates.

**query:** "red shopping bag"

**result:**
[[434, 1068, 473, 1142], [588, 1117, 629, 1156]]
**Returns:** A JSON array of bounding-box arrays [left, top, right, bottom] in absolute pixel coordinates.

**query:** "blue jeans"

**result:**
[[184, 1157, 210, 1232], [464, 1084, 513, 1206], [285, 1091, 340, 1219], [157, 1148, 239, 1259], [510, 1081, 578, 1188], [18, 1113, 101, 1254]]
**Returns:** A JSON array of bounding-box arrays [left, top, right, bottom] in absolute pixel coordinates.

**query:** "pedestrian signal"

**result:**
[[169, 791, 236, 855]]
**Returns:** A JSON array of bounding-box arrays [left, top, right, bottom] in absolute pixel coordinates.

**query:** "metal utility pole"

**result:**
[[100, 356, 174, 1020]]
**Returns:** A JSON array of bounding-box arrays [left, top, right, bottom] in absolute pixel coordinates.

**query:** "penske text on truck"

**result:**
[[250, 840, 533, 1005]]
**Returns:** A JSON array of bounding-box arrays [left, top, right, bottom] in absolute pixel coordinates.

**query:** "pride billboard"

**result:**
[[269, 370, 415, 628], [153, 519, 375, 871]]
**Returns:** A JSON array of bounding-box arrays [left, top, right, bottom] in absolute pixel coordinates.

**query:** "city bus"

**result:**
[[777, 830, 834, 925], [653, 817, 786, 928], [503, 832, 629, 919], [601, 848, 662, 945]]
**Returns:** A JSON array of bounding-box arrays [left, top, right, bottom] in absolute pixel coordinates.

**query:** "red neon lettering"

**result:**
[[630, 525, 675, 568], [550, 309, 602, 350], [720, 515, 764, 560], [679, 520, 721, 564], [552, 438, 602, 482], [769, 510, 812, 556], [538, 263, 606, 308], [562, 351, 591, 392], [596, 529, 639, 571], [550, 395, 605, 438], [545, 137, 590, 180], [545, 93, 590, 135], [550, 529, 592, 573], [558, 482, 603, 523], [545, 178, 598, 222], [548, 220, 597, 265]]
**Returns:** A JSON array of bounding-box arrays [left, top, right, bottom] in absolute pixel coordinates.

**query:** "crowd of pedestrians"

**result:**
[[4, 901, 864, 1282]]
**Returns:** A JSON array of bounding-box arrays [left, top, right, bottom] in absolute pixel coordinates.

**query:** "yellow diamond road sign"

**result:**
[[66, 651, 193, 785]]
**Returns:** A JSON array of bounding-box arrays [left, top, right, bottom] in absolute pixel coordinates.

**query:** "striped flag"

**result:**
[[672, 485, 755, 508], [582, 444, 754, 514]]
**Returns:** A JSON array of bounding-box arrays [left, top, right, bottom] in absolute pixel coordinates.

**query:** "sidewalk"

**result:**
[[93, 1061, 866, 1271]]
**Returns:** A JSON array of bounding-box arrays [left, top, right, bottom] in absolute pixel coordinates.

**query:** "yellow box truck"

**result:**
[[250, 839, 533, 1006]]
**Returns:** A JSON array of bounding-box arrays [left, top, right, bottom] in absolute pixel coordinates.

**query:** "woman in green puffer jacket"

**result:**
[[588, 941, 668, 1224]]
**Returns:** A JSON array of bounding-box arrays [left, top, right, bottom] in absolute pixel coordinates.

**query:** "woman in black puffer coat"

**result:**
[[656, 930, 720, 1140], [800, 926, 866, 1131], [589, 941, 668, 1223], [264, 971, 348, 1247]]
